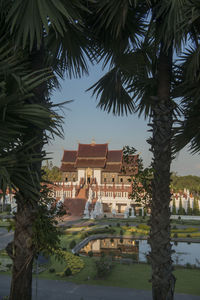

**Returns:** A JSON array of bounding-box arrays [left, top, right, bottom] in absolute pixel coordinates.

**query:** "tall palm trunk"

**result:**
[[7, 199, 35, 300], [7, 47, 46, 300], [149, 42, 176, 300]]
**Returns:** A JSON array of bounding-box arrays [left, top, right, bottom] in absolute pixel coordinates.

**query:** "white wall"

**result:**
[[78, 169, 85, 183], [94, 169, 101, 185]]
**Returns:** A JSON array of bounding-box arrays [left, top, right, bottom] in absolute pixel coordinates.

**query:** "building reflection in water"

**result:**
[[80, 238, 139, 260]]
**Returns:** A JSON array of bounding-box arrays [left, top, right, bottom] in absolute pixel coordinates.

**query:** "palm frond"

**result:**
[[0, 35, 65, 198], [47, 24, 90, 78], [5, 0, 90, 50], [88, 67, 135, 116]]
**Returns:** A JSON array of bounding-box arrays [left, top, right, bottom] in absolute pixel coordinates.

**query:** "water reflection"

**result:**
[[80, 238, 200, 266], [80, 238, 139, 260]]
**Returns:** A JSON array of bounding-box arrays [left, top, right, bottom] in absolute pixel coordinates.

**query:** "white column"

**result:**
[[94, 169, 101, 185], [78, 169, 85, 183]]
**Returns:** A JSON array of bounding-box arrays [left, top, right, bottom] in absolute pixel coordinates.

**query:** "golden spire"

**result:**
[[91, 138, 96, 145]]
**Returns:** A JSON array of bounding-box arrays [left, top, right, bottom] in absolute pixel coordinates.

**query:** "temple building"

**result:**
[[52, 141, 141, 218], [60, 141, 137, 185]]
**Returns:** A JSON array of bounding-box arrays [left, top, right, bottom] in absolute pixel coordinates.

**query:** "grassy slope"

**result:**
[[39, 256, 200, 295]]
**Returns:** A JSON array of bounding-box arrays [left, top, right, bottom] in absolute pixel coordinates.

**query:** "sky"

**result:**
[[46, 63, 200, 177]]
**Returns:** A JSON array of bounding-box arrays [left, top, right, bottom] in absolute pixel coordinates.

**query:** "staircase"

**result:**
[[77, 187, 87, 199]]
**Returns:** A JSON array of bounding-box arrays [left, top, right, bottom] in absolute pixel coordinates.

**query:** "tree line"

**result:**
[[171, 174, 200, 194]]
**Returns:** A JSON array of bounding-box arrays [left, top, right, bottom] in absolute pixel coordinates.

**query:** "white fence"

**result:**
[[170, 215, 200, 221]]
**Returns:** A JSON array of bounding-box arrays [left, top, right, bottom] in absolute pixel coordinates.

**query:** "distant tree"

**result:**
[[122, 146, 153, 211], [172, 198, 176, 215], [187, 199, 193, 215], [42, 163, 62, 182], [193, 198, 200, 216], [171, 174, 200, 194], [178, 199, 185, 215]]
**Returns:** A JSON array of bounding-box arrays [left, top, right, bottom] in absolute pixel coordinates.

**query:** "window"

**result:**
[[112, 177, 115, 183], [73, 177, 75, 182], [65, 177, 68, 182], [120, 178, 123, 183], [104, 177, 107, 183]]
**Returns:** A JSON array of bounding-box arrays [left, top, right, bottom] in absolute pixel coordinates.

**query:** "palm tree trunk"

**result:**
[[148, 42, 176, 300], [7, 47, 47, 300], [7, 199, 35, 300]]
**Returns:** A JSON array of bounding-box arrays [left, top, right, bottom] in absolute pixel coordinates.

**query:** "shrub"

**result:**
[[63, 252, 84, 275], [62, 247, 67, 251], [173, 233, 178, 238], [69, 240, 76, 249], [187, 234, 191, 238], [6, 264, 12, 269], [132, 253, 138, 262], [49, 268, 55, 273], [137, 224, 150, 230], [64, 267, 72, 276], [109, 224, 112, 227], [117, 223, 120, 227], [88, 227, 116, 235], [186, 263, 192, 269], [104, 214, 107, 218], [101, 252, 105, 258], [126, 222, 129, 227], [95, 256, 113, 278], [88, 251, 93, 257]]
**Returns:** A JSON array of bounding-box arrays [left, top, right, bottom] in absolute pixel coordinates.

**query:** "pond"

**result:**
[[79, 238, 200, 267]]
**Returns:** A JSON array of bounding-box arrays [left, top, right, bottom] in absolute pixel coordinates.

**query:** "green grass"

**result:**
[[0, 221, 9, 227], [174, 267, 200, 295], [38, 257, 200, 296]]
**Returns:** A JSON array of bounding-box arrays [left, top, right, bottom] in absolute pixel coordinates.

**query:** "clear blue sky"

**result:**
[[46, 62, 200, 176]]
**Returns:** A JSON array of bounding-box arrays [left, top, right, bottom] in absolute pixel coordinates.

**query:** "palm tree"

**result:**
[[0, 1, 92, 299], [0, 32, 65, 299], [86, 1, 199, 298]]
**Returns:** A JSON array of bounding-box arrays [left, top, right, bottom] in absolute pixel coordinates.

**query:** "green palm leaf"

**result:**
[[5, 0, 90, 50]]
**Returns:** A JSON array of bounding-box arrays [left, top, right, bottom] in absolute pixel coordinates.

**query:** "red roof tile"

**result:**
[[75, 158, 106, 168], [62, 150, 77, 162], [107, 150, 123, 162], [77, 143, 108, 157], [60, 163, 76, 172], [104, 164, 122, 172]]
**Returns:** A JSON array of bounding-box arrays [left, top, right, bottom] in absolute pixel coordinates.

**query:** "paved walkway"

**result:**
[[0, 275, 200, 300]]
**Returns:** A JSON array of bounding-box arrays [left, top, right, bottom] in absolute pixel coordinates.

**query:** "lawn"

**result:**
[[0, 220, 10, 227], [38, 255, 200, 296], [36, 229, 200, 296]]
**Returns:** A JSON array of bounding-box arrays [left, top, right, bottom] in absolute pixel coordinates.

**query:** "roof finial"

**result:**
[[91, 138, 96, 145]]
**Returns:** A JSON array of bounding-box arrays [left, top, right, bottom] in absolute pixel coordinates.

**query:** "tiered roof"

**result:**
[[60, 143, 137, 174]]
